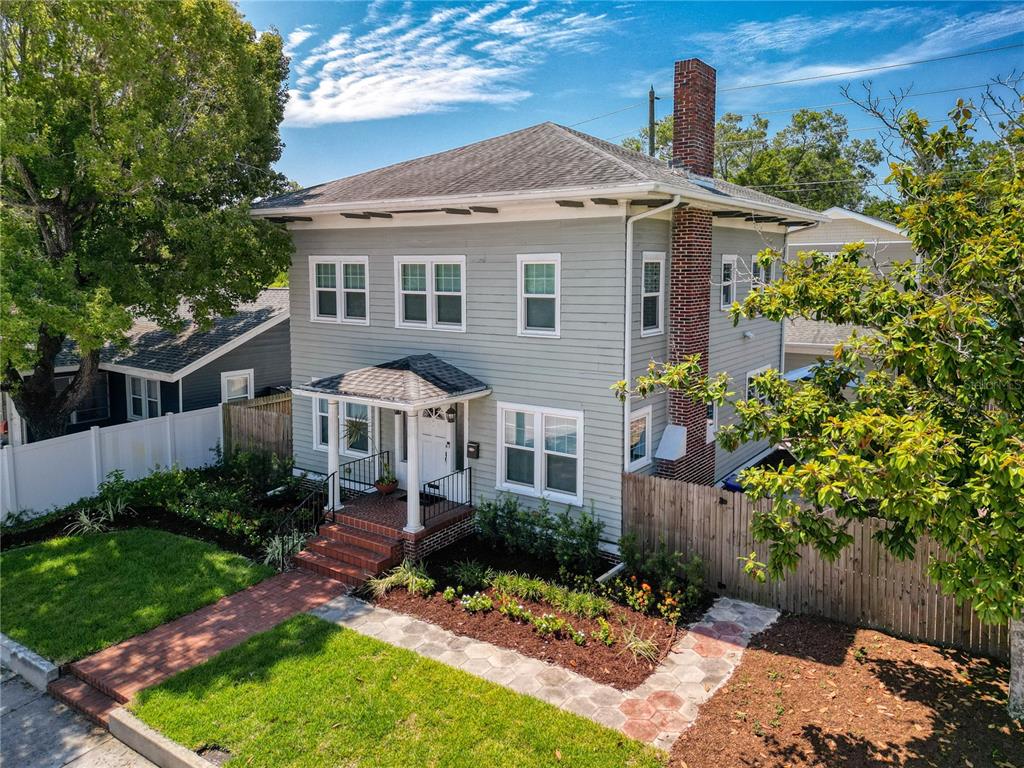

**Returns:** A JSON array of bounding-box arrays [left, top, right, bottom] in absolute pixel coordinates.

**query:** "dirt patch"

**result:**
[[671, 614, 1023, 768], [377, 587, 678, 690]]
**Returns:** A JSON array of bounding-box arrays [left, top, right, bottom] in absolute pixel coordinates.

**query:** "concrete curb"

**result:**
[[108, 708, 214, 768], [0, 632, 59, 691]]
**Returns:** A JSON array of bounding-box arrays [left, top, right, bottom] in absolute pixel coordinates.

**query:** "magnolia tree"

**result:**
[[1, 1, 293, 439], [619, 89, 1024, 715]]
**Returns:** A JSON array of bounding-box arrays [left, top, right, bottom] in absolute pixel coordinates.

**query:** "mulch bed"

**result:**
[[377, 587, 678, 690], [671, 614, 1023, 768]]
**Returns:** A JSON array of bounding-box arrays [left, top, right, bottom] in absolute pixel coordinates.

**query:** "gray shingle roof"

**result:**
[[254, 122, 819, 219], [56, 289, 289, 376], [786, 318, 865, 348], [297, 354, 489, 406]]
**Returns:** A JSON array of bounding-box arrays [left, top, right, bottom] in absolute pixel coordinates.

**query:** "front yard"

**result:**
[[0, 528, 272, 664], [132, 613, 664, 768]]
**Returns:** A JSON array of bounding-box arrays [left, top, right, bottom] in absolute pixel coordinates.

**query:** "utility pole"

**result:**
[[648, 85, 659, 157]]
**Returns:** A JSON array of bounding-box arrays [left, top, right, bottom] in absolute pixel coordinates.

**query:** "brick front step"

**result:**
[[318, 522, 403, 560], [293, 550, 372, 587], [305, 536, 396, 573], [48, 675, 119, 727]]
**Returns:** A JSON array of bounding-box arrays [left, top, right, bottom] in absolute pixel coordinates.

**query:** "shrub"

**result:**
[[571, 629, 587, 646], [491, 572, 546, 602], [552, 504, 603, 576], [496, 594, 532, 623], [262, 530, 307, 571], [530, 613, 572, 639], [459, 591, 494, 613], [613, 534, 705, 622], [442, 586, 457, 603], [591, 617, 615, 647], [366, 560, 435, 598], [491, 572, 611, 619], [445, 559, 496, 591]]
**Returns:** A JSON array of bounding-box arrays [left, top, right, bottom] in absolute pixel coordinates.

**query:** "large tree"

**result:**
[[624, 109, 882, 210], [619, 88, 1024, 715], [1, 0, 293, 439]]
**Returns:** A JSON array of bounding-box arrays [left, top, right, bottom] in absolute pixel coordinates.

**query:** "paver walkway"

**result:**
[[311, 594, 778, 750], [55, 571, 344, 722], [1, 666, 154, 768]]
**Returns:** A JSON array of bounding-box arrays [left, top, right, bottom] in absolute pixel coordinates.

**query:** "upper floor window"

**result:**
[[310, 256, 369, 324], [517, 253, 560, 337], [751, 257, 773, 287], [720, 254, 737, 310], [221, 369, 254, 403], [497, 402, 582, 504], [127, 375, 160, 420], [628, 406, 652, 471], [746, 366, 770, 405], [395, 256, 465, 331], [641, 252, 665, 336]]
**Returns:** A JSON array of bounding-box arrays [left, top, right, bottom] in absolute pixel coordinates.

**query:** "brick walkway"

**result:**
[[51, 572, 344, 724], [311, 595, 778, 750]]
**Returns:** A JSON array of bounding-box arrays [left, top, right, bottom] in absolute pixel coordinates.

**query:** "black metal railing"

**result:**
[[421, 466, 472, 524], [338, 450, 391, 496], [272, 471, 335, 570]]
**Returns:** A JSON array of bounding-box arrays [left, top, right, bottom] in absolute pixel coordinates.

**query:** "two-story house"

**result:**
[[251, 58, 824, 583]]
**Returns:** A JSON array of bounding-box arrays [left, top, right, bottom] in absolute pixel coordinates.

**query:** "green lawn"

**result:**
[[0, 528, 273, 664], [133, 614, 664, 768]]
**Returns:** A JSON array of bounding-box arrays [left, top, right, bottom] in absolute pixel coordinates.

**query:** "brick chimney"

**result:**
[[660, 58, 717, 485]]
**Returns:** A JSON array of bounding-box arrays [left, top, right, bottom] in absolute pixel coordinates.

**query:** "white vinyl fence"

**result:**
[[0, 406, 222, 523]]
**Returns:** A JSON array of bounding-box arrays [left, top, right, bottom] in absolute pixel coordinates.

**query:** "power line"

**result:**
[[568, 101, 645, 128], [715, 117, 954, 148], [719, 43, 1024, 92]]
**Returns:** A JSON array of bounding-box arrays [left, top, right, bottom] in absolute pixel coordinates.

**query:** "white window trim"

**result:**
[[393, 255, 466, 332], [308, 255, 370, 325], [495, 401, 583, 505], [640, 252, 665, 337], [721, 254, 738, 310], [220, 369, 254, 404], [126, 375, 160, 421], [516, 253, 561, 338], [705, 401, 717, 444], [313, 396, 375, 457], [627, 405, 653, 471], [745, 365, 771, 404]]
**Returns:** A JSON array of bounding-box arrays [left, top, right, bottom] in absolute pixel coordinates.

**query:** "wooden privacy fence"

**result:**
[[622, 472, 1009, 661], [222, 392, 292, 459]]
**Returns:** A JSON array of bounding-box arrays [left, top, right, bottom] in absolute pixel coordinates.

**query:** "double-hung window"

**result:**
[[127, 375, 160, 420], [221, 369, 254, 403], [517, 254, 560, 336], [628, 406, 652, 470], [395, 256, 465, 331], [721, 254, 737, 310], [705, 402, 717, 443], [641, 252, 665, 336], [497, 403, 582, 504], [315, 398, 372, 455], [751, 256, 773, 287], [310, 256, 369, 324], [745, 366, 770, 406]]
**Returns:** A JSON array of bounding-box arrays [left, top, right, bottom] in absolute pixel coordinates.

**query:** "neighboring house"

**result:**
[[251, 57, 824, 572], [4, 289, 291, 445], [783, 207, 917, 372]]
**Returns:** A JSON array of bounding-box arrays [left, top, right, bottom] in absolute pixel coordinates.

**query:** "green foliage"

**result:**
[[530, 613, 574, 640], [611, 535, 705, 623], [442, 586, 457, 603], [367, 560, 435, 598], [619, 623, 660, 664], [63, 494, 129, 536], [459, 591, 494, 613], [620, 92, 1024, 628], [623, 109, 881, 211], [474, 495, 604, 576], [496, 594, 533, 623], [445, 559, 497, 591], [261, 531, 307, 571], [1, 0, 293, 437], [490, 572, 612, 619], [591, 617, 616, 647]]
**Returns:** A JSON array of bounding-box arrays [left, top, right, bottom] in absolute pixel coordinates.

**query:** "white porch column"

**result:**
[[327, 399, 341, 510], [405, 409, 423, 533]]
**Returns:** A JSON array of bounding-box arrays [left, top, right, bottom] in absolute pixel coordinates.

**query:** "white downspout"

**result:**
[[623, 195, 683, 472]]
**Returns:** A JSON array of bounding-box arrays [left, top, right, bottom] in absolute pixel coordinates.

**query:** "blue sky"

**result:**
[[237, 1, 1024, 188]]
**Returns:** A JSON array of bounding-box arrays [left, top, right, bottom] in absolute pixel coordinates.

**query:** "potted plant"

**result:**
[[374, 462, 398, 495]]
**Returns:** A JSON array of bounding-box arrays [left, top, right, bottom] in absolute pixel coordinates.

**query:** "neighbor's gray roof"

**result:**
[[254, 122, 820, 219], [297, 354, 489, 406], [57, 289, 289, 376], [786, 318, 864, 348]]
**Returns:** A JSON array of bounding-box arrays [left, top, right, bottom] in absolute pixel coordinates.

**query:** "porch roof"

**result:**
[[295, 354, 489, 408]]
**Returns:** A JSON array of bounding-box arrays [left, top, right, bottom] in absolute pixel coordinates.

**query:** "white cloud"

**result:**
[[282, 2, 612, 126], [283, 24, 317, 56]]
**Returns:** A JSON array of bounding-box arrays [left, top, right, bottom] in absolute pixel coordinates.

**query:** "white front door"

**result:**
[[419, 408, 453, 485]]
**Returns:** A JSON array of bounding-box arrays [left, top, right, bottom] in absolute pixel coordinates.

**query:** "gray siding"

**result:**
[[709, 226, 786, 480], [788, 219, 916, 271], [288, 219, 629, 543], [785, 351, 827, 371], [180, 320, 291, 411]]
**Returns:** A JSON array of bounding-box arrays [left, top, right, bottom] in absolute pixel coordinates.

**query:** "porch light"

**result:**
[[445, 405, 457, 423]]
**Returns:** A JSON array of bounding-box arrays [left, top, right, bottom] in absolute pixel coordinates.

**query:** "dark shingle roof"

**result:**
[[297, 354, 489, 406], [254, 122, 819, 219], [56, 289, 289, 375]]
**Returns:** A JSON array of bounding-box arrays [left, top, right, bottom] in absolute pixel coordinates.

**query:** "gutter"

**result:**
[[622, 195, 683, 473]]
